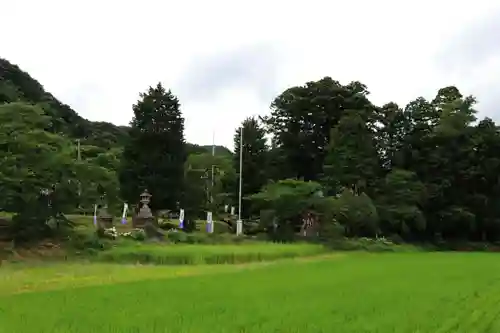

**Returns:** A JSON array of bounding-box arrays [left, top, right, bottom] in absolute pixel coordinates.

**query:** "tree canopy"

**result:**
[[3, 57, 500, 244]]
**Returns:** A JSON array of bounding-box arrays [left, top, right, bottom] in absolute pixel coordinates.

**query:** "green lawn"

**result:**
[[1, 252, 500, 332]]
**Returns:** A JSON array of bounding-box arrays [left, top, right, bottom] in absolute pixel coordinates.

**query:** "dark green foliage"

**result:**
[[184, 151, 235, 217], [9, 184, 77, 244], [68, 232, 111, 253], [263, 80, 500, 243], [323, 112, 381, 196], [185, 144, 232, 157], [328, 237, 420, 252], [376, 169, 426, 239], [332, 190, 379, 237], [250, 179, 330, 241], [233, 117, 269, 218], [182, 217, 198, 233], [6, 55, 500, 246], [0, 103, 80, 242], [119, 83, 186, 210], [263, 77, 375, 181]]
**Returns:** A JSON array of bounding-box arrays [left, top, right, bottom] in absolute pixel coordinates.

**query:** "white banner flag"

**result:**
[[179, 208, 185, 229], [236, 219, 243, 236], [230, 206, 235, 215], [93, 204, 98, 226], [206, 212, 213, 233], [121, 203, 128, 224]]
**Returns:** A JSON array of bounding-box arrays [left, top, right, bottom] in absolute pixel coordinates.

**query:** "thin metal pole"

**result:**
[[76, 139, 82, 210], [77, 139, 81, 161], [238, 126, 243, 222], [211, 131, 215, 205], [212, 131, 215, 156]]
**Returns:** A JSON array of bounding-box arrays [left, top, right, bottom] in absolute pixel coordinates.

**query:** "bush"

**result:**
[[68, 232, 112, 254], [185, 233, 211, 244], [212, 221, 232, 234], [96, 227, 118, 240], [328, 237, 420, 252], [387, 234, 405, 245], [166, 230, 188, 243], [250, 179, 327, 237], [332, 190, 379, 237], [158, 219, 178, 231], [121, 229, 146, 241], [319, 221, 345, 241], [432, 241, 498, 252], [165, 231, 248, 245], [212, 233, 247, 244]]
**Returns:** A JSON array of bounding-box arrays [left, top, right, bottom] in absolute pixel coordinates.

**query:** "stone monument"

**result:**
[[97, 194, 114, 230]]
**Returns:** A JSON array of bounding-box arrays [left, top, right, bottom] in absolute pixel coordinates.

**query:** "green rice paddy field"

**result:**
[[1, 252, 500, 332]]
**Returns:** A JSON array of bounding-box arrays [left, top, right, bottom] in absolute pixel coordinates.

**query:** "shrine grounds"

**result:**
[[2, 252, 500, 332]]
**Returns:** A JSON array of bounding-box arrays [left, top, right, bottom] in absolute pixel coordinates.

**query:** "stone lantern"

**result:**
[[133, 189, 155, 229], [97, 193, 114, 230]]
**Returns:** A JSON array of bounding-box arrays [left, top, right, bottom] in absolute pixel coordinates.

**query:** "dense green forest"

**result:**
[[2, 57, 500, 244]]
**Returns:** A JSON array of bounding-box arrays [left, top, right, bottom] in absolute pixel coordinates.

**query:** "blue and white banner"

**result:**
[[121, 203, 128, 224], [179, 208, 185, 229], [206, 211, 213, 233], [93, 204, 97, 226]]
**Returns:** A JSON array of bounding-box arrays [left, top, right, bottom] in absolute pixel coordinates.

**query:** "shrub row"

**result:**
[[328, 237, 422, 252]]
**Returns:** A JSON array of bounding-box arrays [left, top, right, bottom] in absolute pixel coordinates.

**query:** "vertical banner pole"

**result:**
[[93, 204, 97, 227], [121, 203, 128, 224], [179, 208, 185, 229]]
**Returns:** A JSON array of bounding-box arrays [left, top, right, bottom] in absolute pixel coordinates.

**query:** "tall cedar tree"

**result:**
[[119, 83, 186, 211], [233, 117, 268, 218], [322, 112, 380, 196]]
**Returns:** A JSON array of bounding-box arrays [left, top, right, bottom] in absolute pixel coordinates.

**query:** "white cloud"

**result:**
[[2, 0, 500, 148]]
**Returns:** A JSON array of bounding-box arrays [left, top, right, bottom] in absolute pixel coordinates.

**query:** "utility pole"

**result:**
[[237, 126, 243, 236], [76, 139, 82, 212], [210, 131, 215, 206], [76, 139, 81, 161]]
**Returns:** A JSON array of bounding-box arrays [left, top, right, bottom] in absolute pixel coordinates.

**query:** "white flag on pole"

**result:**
[[121, 203, 128, 224], [93, 204, 97, 226], [236, 219, 243, 236], [179, 208, 185, 228], [206, 211, 213, 233]]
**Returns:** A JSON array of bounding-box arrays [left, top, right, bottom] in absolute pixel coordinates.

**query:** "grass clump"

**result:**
[[97, 242, 326, 265], [164, 231, 249, 244]]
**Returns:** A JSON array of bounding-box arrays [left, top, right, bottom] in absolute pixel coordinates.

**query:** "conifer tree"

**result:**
[[119, 83, 186, 210]]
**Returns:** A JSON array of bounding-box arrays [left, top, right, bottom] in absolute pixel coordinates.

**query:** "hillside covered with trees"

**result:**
[[2, 57, 500, 245]]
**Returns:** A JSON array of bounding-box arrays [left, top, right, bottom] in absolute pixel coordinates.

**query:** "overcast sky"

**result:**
[[2, 0, 500, 149]]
